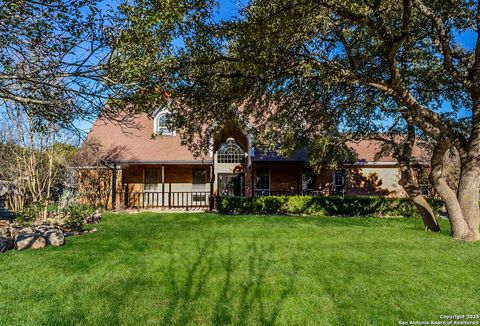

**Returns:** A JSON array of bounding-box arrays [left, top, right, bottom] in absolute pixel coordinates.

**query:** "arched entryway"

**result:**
[[215, 138, 247, 196]]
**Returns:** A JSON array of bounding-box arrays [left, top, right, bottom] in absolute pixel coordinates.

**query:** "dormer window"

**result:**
[[154, 111, 174, 136]]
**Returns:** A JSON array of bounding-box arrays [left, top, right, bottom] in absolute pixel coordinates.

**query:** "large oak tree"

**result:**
[[110, 0, 478, 240]]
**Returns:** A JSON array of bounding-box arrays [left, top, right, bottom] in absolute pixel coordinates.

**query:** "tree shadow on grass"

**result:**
[[212, 238, 299, 325], [161, 238, 217, 325], [160, 237, 299, 326]]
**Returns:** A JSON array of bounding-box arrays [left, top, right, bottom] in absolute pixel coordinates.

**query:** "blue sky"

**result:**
[[77, 0, 478, 134]]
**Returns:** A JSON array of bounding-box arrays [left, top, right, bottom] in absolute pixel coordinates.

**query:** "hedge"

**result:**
[[217, 195, 444, 218]]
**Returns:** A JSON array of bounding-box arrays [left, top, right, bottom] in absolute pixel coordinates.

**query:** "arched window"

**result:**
[[217, 138, 245, 163], [154, 111, 174, 136]]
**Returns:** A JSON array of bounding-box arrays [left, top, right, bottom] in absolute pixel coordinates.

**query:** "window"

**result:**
[[193, 169, 206, 184], [302, 171, 315, 191], [256, 168, 270, 191], [155, 112, 173, 135], [144, 168, 158, 191], [193, 169, 207, 201], [335, 170, 345, 187], [217, 138, 245, 163], [334, 170, 346, 195]]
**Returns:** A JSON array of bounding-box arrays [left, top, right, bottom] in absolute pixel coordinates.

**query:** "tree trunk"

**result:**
[[398, 163, 440, 232], [456, 157, 480, 241], [395, 122, 440, 232], [429, 140, 480, 240]]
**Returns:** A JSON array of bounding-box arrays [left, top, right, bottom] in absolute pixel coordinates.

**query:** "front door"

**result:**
[[218, 173, 245, 196]]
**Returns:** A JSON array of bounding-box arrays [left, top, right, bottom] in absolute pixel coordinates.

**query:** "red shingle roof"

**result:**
[[86, 113, 211, 163], [85, 113, 429, 164], [347, 140, 429, 163]]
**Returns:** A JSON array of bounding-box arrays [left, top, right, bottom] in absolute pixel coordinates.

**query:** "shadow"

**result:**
[[347, 168, 393, 196], [212, 238, 234, 324], [161, 239, 217, 325], [158, 236, 299, 325]]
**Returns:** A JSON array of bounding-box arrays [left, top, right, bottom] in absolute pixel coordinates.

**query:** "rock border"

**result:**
[[0, 211, 101, 253]]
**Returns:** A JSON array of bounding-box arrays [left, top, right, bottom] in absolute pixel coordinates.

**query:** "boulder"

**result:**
[[44, 230, 65, 246], [32, 219, 44, 227], [35, 226, 57, 233], [9, 225, 24, 238], [85, 212, 101, 224], [0, 236, 14, 253], [15, 233, 46, 251], [0, 226, 10, 238], [64, 231, 81, 237], [0, 220, 10, 238], [20, 227, 34, 234]]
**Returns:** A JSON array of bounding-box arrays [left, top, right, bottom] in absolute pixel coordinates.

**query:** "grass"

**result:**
[[0, 213, 479, 325]]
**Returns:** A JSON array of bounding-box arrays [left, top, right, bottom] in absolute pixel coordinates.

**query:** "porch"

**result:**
[[113, 162, 214, 210]]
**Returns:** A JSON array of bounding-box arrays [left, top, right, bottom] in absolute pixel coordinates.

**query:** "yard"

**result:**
[[0, 213, 479, 325]]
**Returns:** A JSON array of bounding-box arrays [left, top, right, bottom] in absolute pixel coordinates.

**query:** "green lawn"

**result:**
[[0, 213, 479, 325]]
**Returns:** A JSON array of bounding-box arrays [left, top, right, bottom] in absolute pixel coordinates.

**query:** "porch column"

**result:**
[[209, 164, 214, 211], [296, 163, 301, 195], [111, 163, 117, 211], [251, 164, 255, 197], [161, 164, 165, 207]]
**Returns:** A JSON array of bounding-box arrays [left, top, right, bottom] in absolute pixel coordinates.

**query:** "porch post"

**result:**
[[251, 164, 255, 197], [296, 163, 301, 195], [209, 163, 214, 211], [161, 164, 165, 207], [111, 163, 117, 211]]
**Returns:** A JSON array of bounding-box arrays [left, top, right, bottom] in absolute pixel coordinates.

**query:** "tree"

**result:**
[[0, 105, 77, 219], [110, 0, 480, 240], [369, 121, 440, 231], [0, 0, 136, 126]]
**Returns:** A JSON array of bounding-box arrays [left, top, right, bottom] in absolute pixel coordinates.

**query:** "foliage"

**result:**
[[0, 0, 125, 124], [14, 202, 45, 225], [62, 204, 96, 231], [110, 0, 480, 239], [308, 137, 358, 172], [0, 212, 478, 325], [0, 107, 78, 213], [218, 195, 444, 218]]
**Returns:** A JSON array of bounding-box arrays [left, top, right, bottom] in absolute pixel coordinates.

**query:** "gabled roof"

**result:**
[[84, 113, 429, 165], [347, 140, 429, 164], [85, 113, 212, 163]]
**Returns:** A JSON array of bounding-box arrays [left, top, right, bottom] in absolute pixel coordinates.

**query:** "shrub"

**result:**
[[217, 195, 444, 218], [63, 204, 96, 231], [15, 202, 45, 225]]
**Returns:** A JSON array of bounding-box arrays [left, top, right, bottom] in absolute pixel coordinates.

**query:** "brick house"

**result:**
[[81, 110, 430, 210]]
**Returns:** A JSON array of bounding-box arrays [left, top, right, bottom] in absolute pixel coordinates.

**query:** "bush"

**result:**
[[217, 195, 444, 218], [62, 204, 96, 231], [15, 202, 45, 225]]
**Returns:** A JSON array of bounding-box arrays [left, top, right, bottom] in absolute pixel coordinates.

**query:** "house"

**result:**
[[80, 110, 430, 210]]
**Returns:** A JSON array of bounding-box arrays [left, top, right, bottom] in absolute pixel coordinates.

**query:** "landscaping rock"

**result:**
[[15, 233, 46, 251], [20, 227, 34, 234], [0, 220, 11, 237], [9, 225, 24, 238], [85, 212, 101, 224], [44, 230, 65, 246], [0, 227, 10, 238], [82, 228, 97, 235], [32, 220, 44, 227], [0, 236, 14, 253], [64, 231, 81, 237]]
